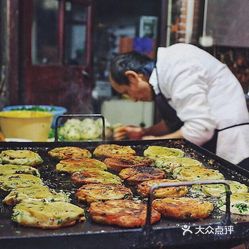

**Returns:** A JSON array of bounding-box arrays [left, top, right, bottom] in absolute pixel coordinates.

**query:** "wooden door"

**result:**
[[19, 0, 93, 113]]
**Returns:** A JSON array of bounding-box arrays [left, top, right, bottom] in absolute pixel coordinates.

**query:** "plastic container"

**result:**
[[0, 111, 53, 141], [2, 105, 67, 127]]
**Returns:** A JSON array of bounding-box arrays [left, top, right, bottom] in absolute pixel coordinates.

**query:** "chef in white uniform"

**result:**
[[109, 43, 249, 168]]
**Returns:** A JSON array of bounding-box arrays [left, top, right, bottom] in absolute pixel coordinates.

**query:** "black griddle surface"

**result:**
[[0, 139, 249, 249]]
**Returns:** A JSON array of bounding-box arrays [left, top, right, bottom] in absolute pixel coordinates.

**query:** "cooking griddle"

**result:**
[[0, 139, 249, 249]]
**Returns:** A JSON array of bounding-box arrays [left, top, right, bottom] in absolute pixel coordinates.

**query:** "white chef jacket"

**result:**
[[149, 43, 249, 165]]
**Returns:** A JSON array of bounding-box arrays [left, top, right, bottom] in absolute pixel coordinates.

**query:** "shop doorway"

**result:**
[[18, 0, 94, 113]]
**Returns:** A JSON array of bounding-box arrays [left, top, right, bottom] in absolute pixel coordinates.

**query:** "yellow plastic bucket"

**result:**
[[0, 111, 53, 141]]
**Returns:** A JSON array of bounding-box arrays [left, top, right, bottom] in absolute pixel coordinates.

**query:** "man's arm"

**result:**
[[143, 120, 170, 136], [113, 120, 170, 140]]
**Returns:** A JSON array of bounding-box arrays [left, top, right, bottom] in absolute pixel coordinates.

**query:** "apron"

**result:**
[[154, 66, 249, 155]]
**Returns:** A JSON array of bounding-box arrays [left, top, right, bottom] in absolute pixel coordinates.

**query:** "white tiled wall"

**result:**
[[101, 99, 154, 127]]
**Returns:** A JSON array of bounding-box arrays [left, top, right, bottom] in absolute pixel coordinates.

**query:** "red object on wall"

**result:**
[[119, 37, 134, 53]]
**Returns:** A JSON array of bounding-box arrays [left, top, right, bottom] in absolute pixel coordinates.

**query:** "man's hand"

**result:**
[[113, 126, 145, 140]]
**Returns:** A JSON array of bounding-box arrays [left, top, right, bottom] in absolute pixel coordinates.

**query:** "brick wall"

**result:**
[[170, 0, 202, 44]]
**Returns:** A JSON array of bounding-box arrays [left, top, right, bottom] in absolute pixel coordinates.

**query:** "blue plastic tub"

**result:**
[[2, 105, 67, 128]]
